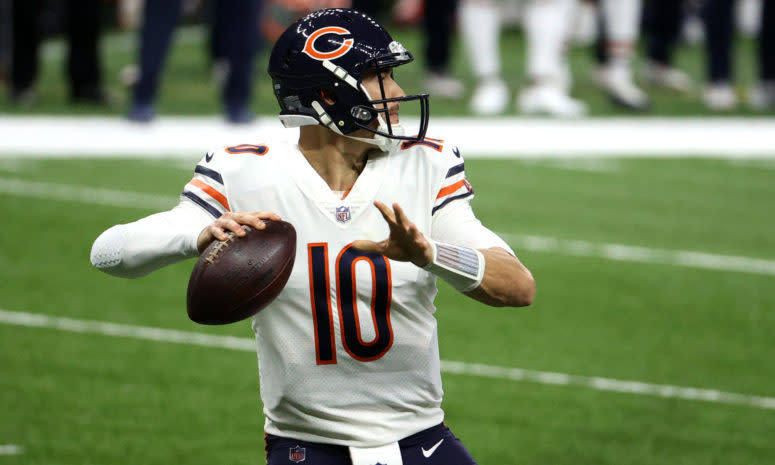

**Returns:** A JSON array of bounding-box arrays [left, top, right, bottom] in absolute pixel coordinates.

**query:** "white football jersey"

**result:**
[[180, 138, 513, 446]]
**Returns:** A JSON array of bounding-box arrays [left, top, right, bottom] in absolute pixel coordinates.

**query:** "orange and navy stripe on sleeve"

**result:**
[[432, 160, 473, 215], [182, 164, 229, 219]]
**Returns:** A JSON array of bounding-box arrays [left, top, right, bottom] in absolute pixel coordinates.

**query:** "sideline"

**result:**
[[1, 309, 773, 411], [1, 116, 775, 158]]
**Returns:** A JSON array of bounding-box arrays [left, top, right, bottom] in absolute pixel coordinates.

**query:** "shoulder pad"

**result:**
[[182, 143, 272, 219], [430, 142, 472, 215]]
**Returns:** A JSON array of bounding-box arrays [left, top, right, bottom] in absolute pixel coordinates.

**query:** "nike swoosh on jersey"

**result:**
[[205, 152, 214, 162], [421, 439, 444, 458]]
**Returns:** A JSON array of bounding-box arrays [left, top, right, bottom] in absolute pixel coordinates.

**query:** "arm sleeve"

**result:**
[[90, 197, 215, 278], [430, 196, 516, 257]]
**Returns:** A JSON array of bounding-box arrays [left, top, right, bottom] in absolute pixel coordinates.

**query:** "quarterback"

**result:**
[[90, 8, 535, 465]]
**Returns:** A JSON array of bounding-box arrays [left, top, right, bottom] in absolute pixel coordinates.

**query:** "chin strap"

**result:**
[[349, 120, 405, 152], [310, 100, 403, 152]]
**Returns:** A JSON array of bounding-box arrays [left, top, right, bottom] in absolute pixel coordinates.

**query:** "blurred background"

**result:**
[[0, 0, 774, 119], [0, 1, 774, 465]]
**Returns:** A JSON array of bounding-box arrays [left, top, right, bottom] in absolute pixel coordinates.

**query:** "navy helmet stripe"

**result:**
[[195, 165, 224, 185], [182, 191, 222, 219], [431, 190, 474, 215], [445, 163, 465, 178]]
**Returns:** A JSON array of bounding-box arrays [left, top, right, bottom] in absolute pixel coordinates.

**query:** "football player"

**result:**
[[90, 8, 535, 465]]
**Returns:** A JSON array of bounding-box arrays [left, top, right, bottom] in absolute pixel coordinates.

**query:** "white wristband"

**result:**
[[422, 240, 485, 292]]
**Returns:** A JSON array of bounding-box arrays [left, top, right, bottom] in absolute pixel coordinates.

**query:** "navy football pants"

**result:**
[[265, 423, 478, 465]]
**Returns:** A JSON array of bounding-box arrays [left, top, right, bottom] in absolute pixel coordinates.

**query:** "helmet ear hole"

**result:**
[[320, 88, 337, 105]]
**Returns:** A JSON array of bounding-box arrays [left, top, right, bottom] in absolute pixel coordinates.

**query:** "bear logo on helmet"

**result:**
[[303, 26, 353, 61]]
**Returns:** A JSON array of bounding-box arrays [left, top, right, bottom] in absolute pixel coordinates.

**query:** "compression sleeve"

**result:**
[[90, 197, 214, 278], [430, 196, 516, 256]]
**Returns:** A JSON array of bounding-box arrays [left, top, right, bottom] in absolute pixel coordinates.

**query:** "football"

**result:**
[[186, 220, 297, 325]]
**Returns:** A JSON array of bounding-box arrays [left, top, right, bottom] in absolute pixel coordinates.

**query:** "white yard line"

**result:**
[[1, 309, 773, 411], [2, 177, 773, 276], [0, 445, 23, 455], [0, 178, 175, 210], [2, 116, 775, 158], [503, 233, 775, 277]]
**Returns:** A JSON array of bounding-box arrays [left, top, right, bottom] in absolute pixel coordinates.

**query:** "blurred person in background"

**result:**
[[593, 0, 651, 111], [263, 0, 353, 39], [518, 0, 586, 116], [397, 0, 464, 99], [702, 0, 738, 109], [355, 0, 465, 100], [0, 0, 10, 86], [701, 0, 775, 110], [753, 0, 775, 109], [8, 0, 107, 106], [459, 0, 586, 117], [641, 0, 694, 93], [127, 0, 263, 124]]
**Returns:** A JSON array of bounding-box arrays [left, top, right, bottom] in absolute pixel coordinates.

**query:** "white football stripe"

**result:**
[[502, 233, 775, 277], [1, 309, 773, 411], [0, 445, 23, 455], [0, 178, 175, 210]]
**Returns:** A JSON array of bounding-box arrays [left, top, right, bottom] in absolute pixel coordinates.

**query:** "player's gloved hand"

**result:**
[[197, 211, 282, 253], [352, 201, 433, 267]]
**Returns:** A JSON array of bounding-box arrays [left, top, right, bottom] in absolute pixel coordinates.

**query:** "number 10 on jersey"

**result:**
[[307, 243, 394, 365]]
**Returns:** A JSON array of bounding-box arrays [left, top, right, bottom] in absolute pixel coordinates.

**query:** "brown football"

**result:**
[[186, 220, 296, 325]]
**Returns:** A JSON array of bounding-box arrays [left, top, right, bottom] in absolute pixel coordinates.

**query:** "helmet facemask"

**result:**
[[302, 43, 430, 152], [349, 80, 430, 151], [343, 43, 429, 150]]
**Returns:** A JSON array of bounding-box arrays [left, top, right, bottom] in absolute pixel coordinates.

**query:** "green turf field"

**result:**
[[1, 155, 773, 465], [1, 25, 774, 118]]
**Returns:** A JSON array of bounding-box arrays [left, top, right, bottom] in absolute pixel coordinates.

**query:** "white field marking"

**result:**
[[502, 233, 775, 277], [0, 445, 23, 455], [439, 360, 775, 410], [1, 309, 773, 411], [725, 158, 775, 170], [0, 310, 255, 352], [3, 176, 773, 277], [2, 116, 775, 158], [0, 178, 175, 211], [517, 158, 622, 173]]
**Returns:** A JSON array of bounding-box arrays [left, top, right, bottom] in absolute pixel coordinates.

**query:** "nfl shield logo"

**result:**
[[289, 445, 306, 463], [336, 206, 351, 223]]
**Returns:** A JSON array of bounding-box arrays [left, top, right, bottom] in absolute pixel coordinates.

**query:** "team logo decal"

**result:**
[[289, 445, 306, 463], [303, 26, 353, 61], [335, 206, 351, 223]]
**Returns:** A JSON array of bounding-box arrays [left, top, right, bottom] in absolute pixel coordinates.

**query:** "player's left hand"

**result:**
[[352, 201, 433, 267]]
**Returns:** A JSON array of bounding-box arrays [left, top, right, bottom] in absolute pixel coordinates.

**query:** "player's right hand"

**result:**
[[197, 211, 282, 253]]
